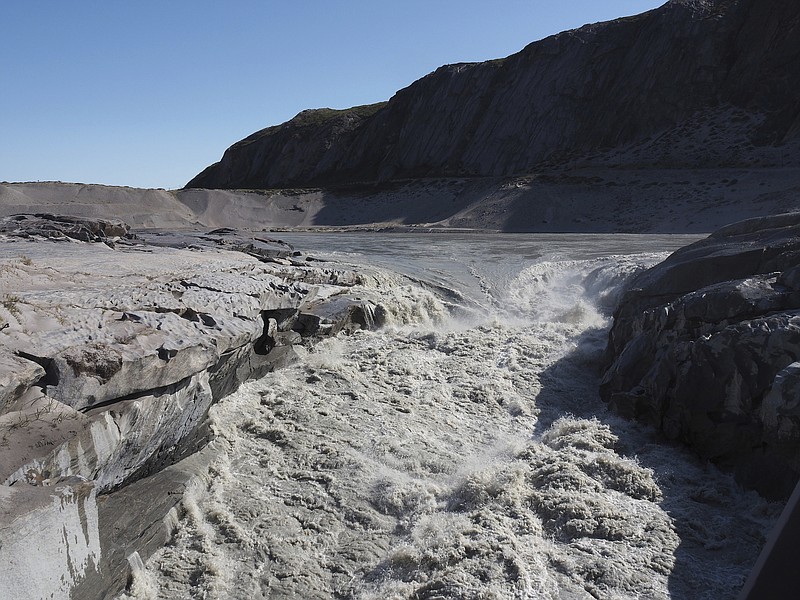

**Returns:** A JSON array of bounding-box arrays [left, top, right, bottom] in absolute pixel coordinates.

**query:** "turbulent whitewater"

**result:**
[[124, 234, 778, 600]]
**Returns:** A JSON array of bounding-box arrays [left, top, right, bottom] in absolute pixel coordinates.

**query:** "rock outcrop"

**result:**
[[189, 104, 387, 190], [0, 216, 392, 598], [0, 213, 131, 244], [601, 212, 800, 499], [188, 0, 800, 190]]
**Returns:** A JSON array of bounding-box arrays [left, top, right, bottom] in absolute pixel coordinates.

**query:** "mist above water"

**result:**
[[123, 234, 777, 600]]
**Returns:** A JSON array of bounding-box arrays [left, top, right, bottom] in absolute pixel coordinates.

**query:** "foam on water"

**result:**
[[127, 241, 778, 599], [504, 253, 667, 326]]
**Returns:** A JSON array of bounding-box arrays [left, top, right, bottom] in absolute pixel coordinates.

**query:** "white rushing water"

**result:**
[[125, 234, 779, 600]]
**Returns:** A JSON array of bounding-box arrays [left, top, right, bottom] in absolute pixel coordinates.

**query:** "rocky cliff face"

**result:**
[[188, 0, 800, 190], [601, 212, 800, 499], [0, 217, 389, 598]]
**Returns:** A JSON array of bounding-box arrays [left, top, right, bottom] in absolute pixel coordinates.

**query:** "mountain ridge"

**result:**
[[187, 0, 800, 190]]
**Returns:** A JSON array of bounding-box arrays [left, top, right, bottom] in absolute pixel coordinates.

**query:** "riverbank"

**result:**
[[0, 216, 392, 598], [3, 166, 800, 234]]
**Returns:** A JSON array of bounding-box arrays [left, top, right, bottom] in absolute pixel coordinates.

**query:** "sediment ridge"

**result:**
[[4, 169, 800, 234]]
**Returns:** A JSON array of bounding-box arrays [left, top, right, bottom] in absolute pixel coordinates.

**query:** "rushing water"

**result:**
[[125, 234, 779, 600]]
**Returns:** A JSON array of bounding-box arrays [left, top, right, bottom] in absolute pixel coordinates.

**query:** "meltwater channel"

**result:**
[[123, 233, 780, 600]]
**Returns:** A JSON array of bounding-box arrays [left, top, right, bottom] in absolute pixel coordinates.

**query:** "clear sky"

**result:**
[[1, 1, 663, 189]]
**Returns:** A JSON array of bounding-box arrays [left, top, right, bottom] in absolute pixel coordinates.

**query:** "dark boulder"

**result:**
[[601, 212, 800, 499]]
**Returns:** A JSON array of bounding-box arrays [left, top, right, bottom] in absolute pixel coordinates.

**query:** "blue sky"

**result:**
[[0, 1, 663, 189]]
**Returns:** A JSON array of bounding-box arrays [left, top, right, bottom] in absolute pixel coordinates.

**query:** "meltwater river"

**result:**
[[127, 233, 779, 600]]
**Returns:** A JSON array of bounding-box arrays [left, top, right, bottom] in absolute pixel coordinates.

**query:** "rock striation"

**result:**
[[0, 216, 389, 598], [188, 0, 800, 190], [601, 212, 800, 499]]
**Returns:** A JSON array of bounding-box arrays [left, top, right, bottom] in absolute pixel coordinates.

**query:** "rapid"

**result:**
[[123, 234, 780, 600]]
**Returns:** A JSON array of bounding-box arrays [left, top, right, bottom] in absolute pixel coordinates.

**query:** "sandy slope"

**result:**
[[3, 167, 800, 233], [0, 182, 195, 229]]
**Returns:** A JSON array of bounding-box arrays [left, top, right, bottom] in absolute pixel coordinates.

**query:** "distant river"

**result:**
[[128, 233, 778, 600]]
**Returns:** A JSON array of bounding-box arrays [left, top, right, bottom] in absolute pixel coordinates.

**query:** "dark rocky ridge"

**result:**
[[188, 0, 800, 190], [601, 212, 800, 500]]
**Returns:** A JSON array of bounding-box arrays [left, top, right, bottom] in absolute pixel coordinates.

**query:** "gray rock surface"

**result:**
[[0, 350, 44, 413], [188, 0, 800, 190], [601, 212, 800, 499], [0, 213, 131, 243], [0, 479, 100, 600], [0, 216, 390, 598]]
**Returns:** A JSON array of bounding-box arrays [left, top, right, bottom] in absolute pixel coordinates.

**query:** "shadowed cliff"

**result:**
[[188, 0, 800, 190]]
